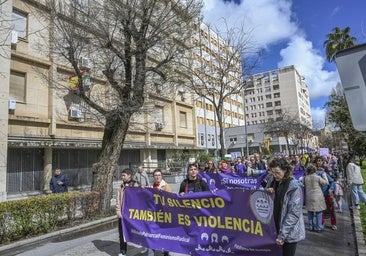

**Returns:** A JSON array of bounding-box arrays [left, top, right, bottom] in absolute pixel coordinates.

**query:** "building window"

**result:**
[[211, 134, 215, 146], [247, 134, 254, 143], [199, 133, 204, 146], [264, 86, 271, 92], [275, 100, 281, 106], [10, 70, 26, 102], [229, 136, 237, 145], [275, 109, 282, 115], [12, 9, 28, 39], [266, 102, 273, 108], [179, 111, 187, 128], [265, 94, 272, 99], [155, 106, 164, 123], [274, 92, 280, 98]]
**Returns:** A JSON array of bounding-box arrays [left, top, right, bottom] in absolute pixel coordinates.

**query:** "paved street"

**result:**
[[15, 229, 187, 256]]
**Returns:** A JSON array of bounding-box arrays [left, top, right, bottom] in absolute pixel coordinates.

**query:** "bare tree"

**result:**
[[264, 112, 301, 155], [183, 20, 259, 158], [291, 122, 313, 154], [36, 0, 202, 213], [0, 0, 12, 59]]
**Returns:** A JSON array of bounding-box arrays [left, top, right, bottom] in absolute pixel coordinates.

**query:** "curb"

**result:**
[[0, 216, 118, 256], [353, 208, 366, 256]]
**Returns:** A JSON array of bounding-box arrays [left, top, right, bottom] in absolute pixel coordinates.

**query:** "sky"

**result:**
[[202, 0, 366, 129]]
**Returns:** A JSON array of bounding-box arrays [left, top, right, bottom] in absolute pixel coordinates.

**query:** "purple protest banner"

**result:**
[[293, 169, 305, 180], [122, 187, 282, 256], [199, 172, 268, 191]]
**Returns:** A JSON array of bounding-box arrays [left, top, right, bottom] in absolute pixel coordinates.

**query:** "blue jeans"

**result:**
[[308, 211, 323, 231], [351, 183, 366, 205]]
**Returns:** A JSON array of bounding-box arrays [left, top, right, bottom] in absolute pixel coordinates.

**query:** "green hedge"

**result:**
[[360, 161, 366, 241], [0, 191, 101, 244]]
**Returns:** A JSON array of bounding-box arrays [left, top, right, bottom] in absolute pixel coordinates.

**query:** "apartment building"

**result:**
[[192, 23, 245, 155], [225, 66, 314, 156], [245, 65, 312, 127], [0, 0, 201, 200]]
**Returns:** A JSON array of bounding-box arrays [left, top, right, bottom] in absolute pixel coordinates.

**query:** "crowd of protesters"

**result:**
[[116, 151, 364, 256]]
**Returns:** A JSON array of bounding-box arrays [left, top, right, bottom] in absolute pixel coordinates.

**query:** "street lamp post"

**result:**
[[243, 83, 249, 157]]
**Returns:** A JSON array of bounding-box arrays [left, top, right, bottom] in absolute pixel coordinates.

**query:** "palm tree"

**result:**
[[324, 26, 357, 62]]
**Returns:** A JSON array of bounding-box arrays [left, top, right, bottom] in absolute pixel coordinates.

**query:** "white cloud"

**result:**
[[311, 107, 326, 130], [202, 0, 341, 126], [278, 36, 340, 99], [202, 0, 298, 49]]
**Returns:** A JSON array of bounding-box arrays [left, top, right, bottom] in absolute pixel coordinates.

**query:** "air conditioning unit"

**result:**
[[9, 99, 16, 110], [177, 85, 185, 93], [11, 31, 18, 44], [79, 57, 91, 70], [69, 108, 82, 119], [83, 74, 91, 90], [155, 122, 163, 131]]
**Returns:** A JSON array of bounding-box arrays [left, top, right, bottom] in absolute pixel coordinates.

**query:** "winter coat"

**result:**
[[153, 179, 172, 192], [334, 181, 344, 196], [316, 169, 335, 197], [346, 162, 364, 185], [49, 173, 69, 193], [304, 173, 328, 212], [276, 179, 306, 243], [179, 178, 210, 194], [133, 171, 150, 186]]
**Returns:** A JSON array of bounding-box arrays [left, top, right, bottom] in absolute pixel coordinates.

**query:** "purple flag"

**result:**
[[122, 187, 282, 256]]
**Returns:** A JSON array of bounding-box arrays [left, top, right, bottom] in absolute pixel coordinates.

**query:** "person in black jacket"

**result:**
[[179, 163, 209, 194]]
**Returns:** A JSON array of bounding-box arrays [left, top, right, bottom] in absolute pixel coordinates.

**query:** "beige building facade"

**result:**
[[192, 23, 245, 154], [224, 66, 314, 157], [245, 65, 312, 128], [1, 0, 203, 199]]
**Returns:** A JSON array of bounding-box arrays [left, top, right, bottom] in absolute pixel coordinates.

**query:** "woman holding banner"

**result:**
[[267, 157, 305, 256]]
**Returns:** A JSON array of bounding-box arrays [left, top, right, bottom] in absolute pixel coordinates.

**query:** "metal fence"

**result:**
[[7, 147, 188, 195]]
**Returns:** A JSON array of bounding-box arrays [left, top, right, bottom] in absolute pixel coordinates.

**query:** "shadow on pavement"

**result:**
[[92, 239, 119, 256]]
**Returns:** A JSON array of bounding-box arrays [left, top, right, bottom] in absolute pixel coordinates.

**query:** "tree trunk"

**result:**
[[91, 117, 129, 214]]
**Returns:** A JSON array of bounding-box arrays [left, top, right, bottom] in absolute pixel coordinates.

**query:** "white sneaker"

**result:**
[[141, 248, 148, 254], [118, 253, 125, 256], [332, 225, 337, 230]]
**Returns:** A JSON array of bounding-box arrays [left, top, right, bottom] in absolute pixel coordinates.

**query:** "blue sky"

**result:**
[[202, 0, 366, 129]]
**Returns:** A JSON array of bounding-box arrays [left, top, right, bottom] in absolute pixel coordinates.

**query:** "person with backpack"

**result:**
[[314, 156, 337, 231], [179, 163, 209, 194]]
